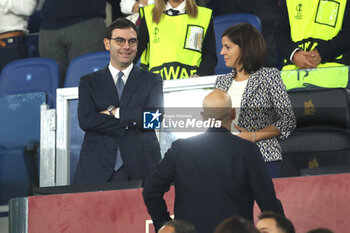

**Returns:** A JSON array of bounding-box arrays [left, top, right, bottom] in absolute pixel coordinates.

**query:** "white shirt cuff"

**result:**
[[114, 108, 120, 119], [290, 48, 301, 63]]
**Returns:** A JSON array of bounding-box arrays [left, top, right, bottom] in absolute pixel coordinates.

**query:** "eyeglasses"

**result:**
[[110, 37, 138, 47]]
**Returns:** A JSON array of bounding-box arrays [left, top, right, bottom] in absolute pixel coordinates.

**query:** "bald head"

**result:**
[[203, 89, 231, 109], [202, 89, 234, 127]]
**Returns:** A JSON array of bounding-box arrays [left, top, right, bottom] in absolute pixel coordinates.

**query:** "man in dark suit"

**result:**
[[73, 18, 164, 184], [143, 89, 284, 233]]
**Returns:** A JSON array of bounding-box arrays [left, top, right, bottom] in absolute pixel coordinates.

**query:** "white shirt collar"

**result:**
[[108, 62, 134, 85], [165, 1, 186, 14]]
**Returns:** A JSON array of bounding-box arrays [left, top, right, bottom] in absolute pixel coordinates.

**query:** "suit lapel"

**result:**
[[120, 66, 142, 107], [99, 67, 120, 106]]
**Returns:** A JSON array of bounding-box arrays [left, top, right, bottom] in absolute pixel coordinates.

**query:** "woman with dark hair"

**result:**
[[215, 23, 296, 178]]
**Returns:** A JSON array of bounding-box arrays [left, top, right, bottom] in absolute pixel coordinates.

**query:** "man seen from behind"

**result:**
[[143, 89, 284, 233]]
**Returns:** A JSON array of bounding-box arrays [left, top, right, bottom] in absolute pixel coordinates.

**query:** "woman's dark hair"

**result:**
[[222, 23, 266, 73], [214, 216, 260, 233]]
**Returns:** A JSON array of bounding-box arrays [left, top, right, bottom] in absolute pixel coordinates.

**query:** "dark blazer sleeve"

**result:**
[[77, 75, 123, 137], [119, 73, 163, 127], [274, 0, 297, 60], [245, 144, 284, 216], [142, 141, 179, 231], [134, 7, 149, 64], [197, 16, 218, 76]]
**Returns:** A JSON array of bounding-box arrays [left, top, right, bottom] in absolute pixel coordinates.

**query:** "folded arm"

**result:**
[[77, 79, 124, 137]]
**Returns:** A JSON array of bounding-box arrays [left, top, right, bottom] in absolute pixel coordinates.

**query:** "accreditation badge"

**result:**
[[315, 0, 340, 27], [184, 25, 204, 52]]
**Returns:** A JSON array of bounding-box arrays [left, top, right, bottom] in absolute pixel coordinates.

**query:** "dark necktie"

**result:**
[[165, 8, 180, 16], [116, 71, 124, 100], [115, 71, 124, 171]]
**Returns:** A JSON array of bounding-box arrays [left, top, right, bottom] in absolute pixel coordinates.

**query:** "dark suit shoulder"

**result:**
[[174, 129, 258, 151], [80, 67, 109, 83]]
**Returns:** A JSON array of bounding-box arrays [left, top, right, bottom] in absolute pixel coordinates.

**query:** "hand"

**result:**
[[292, 50, 317, 69], [308, 49, 322, 67], [234, 124, 255, 142], [190, 74, 199, 78], [100, 108, 116, 116]]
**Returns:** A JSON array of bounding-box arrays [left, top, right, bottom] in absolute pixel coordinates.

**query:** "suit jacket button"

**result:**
[[126, 126, 128, 130]]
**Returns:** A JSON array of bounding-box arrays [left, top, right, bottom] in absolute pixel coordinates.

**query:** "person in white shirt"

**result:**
[[120, 0, 154, 24], [0, 0, 38, 72]]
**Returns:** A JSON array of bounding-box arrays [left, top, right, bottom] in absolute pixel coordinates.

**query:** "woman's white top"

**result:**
[[227, 78, 248, 134]]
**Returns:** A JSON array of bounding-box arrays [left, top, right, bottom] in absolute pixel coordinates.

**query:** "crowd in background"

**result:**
[[1, 0, 349, 86]]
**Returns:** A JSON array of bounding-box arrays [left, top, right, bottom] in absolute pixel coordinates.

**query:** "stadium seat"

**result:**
[[213, 13, 261, 75], [279, 88, 350, 177], [0, 58, 59, 107], [64, 51, 110, 87]]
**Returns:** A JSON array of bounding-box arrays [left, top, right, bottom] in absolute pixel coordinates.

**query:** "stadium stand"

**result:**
[[213, 13, 261, 75], [0, 58, 59, 107], [280, 88, 350, 176], [0, 92, 47, 205]]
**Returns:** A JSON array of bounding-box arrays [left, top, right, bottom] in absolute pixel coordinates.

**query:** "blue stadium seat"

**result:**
[[64, 51, 110, 87], [0, 58, 59, 107], [213, 13, 262, 75]]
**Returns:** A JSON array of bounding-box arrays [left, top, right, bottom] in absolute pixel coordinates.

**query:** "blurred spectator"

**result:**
[[120, 0, 154, 24], [307, 228, 335, 233], [159, 219, 197, 233], [256, 211, 295, 233], [214, 216, 260, 233], [0, 0, 38, 73], [39, 0, 107, 87], [275, 0, 350, 89], [135, 0, 217, 80]]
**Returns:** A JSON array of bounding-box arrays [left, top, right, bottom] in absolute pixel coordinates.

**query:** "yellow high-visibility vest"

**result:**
[[140, 5, 212, 80], [281, 0, 348, 89]]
